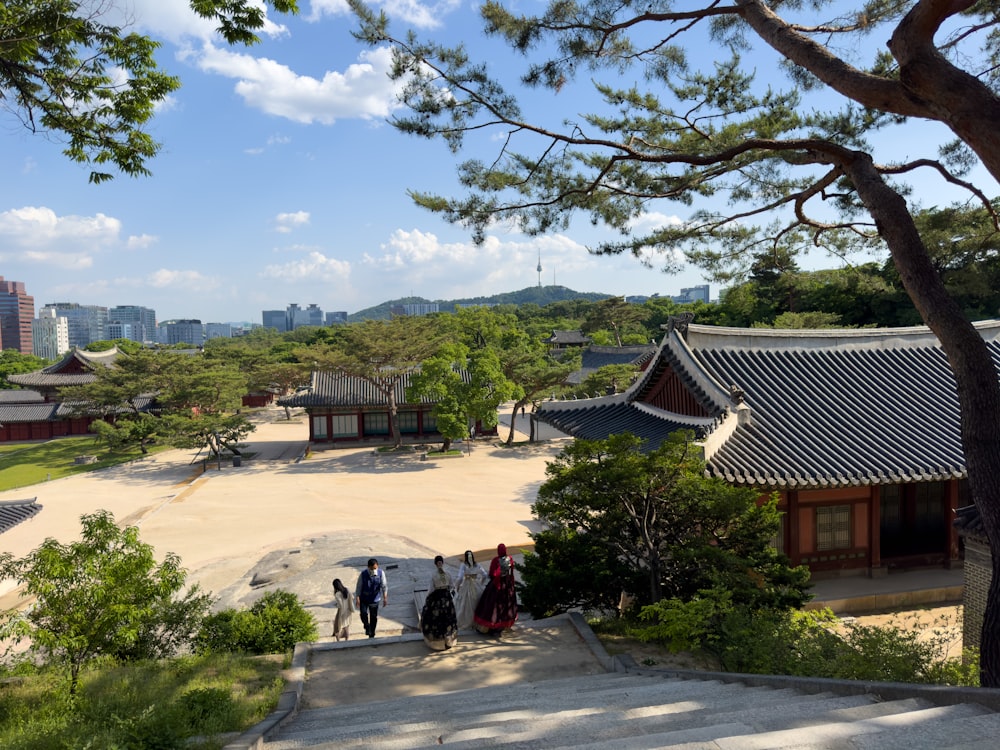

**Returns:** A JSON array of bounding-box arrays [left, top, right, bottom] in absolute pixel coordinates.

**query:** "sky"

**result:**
[[0, 1, 988, 324]]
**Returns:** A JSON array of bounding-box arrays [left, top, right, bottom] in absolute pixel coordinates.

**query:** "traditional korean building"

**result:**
[[536, 314, 995, 578], [278, 369, 497, 445], [568, 343, 658, 386], [8, 347, 122, 401], [1, 347, 158, 441]]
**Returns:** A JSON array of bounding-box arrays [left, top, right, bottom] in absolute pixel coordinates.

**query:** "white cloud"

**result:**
[[308, 0, 461, 28], [196, 44, 402, 123], [263, 251, 351, 281], [0, 207, 121, 249], [359, 229, 603, 300], [627, 211, 684, 233], [274, 211, 311, 233], [146, 269, 221, 291], [129, 0, 290, 44], [127, 234, 159, 250], [21, 251, 94, 269]]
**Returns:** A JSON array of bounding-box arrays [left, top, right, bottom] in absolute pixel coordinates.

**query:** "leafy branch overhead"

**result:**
[[351, 0, 999, 277], [350, 0, 1000, 687], [1, 1, 296, 182]]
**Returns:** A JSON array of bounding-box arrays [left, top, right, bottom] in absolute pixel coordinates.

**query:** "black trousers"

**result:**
[[360, 602, 380, 636]]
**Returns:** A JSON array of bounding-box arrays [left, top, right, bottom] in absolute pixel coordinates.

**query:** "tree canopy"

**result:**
[[521, 433, 810, 618], [352, 0, 1000, 685], [1, 0, 296, 183], [0, 511, 210, 695]]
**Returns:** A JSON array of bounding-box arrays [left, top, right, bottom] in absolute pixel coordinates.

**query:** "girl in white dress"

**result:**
[[331, 578, 354, 641], [454, 550, 487, 629]]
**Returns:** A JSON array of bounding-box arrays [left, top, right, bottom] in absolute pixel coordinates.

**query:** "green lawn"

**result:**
[[0, 438, 170, 493]]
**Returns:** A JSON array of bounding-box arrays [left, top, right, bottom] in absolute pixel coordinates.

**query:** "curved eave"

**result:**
[[536, 397, 715, 450]]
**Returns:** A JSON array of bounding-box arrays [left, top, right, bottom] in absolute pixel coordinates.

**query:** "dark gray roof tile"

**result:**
[[0, 497, 40, 535], [538, 320, 1000, 489]]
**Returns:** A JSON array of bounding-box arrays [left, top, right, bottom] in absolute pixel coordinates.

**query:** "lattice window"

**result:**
[[816, 505, 851, 551], [331, 414, 356, 438]]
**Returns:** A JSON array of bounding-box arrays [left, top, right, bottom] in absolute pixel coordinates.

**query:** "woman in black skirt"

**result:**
[[421, 555, 458, 650]]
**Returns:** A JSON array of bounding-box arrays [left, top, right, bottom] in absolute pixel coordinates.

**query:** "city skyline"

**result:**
[[0, 1, 721, 324], [3, 3, 972, 324]]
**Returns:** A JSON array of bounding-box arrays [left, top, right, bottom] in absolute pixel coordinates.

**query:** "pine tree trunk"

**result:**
[[845, 151, 1000, 686]]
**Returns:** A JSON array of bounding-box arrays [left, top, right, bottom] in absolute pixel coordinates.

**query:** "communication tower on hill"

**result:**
[[537, 250, 542, 287]]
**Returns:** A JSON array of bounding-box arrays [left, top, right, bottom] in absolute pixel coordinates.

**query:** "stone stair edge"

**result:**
[[229, 612, 1000, 750]]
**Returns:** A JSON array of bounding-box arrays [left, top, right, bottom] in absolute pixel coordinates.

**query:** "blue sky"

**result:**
[[0, 1, 984, 324]]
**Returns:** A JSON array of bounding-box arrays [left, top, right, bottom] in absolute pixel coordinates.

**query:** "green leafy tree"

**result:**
[[0, 511, 211, 695], [582, 297, 649, 347], [501, 341, 578, 444], [571, 363, 641, 399], [352, 0, 1000, 685], [408, 342, 517, 451], [302, 317, 445, 449], [83, 339, 143, 355], [521, 433, 809, 617], [60, 349, 252, 457], [2, 1, 295, 183], [195, 589, 317, 655], [0, 350, 50, 389]]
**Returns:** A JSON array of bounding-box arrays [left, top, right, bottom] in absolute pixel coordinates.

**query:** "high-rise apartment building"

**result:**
[[205, 323, 233, 339], [262, 310, 287, 332], [160, 319, 204, 346], [0, 277, 35, 353], [41, 303, 109, 349], [32, 308, 70, 360], [108, 305, 156, 343]]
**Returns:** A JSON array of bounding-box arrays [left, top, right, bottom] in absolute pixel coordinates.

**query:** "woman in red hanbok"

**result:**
[[473, 543, 518, 635]]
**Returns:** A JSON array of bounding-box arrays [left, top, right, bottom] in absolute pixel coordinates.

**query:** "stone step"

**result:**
[[280, 675, 766, 737], [268, 674, 970, 750], [273, 685, 814, 749]]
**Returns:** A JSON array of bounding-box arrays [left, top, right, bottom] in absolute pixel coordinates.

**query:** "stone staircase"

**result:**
[[263, 669, 1000, 750]]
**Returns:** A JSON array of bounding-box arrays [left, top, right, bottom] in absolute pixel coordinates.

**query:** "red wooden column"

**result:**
[[946, 479, 961, 564], [869, 485, 882, 571], [787, 490, 800, 567]]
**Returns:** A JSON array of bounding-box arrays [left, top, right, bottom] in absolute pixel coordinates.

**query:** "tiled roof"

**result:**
[[545, 330, 592, 345], [536, 396, 717, 446], [568, 344, 657, 384], [278, 369, 468, 408], [537, 319, 1000, 489], [0, 497, 40, 535], [0, 403, 62, 422], [8, 347, 119, 388], [0, 390, 45, 403]]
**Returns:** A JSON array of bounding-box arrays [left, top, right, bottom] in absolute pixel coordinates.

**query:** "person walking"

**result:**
[[473, 543, 518, 636], [454, 550, 487, 630], [331, 578, 354, 641], [355, 558, 388, 638], [420, 555, 458, 651]]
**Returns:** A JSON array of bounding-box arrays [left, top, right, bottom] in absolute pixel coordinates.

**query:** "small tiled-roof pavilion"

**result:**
[[278, 369, 498, 445], [536, 313, 998, 577], [1, 347, 124, 441]]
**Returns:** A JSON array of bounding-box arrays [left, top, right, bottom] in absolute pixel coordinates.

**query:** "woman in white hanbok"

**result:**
[[454, 550, 487, 629]]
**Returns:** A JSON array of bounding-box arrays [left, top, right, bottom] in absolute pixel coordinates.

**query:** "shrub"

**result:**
[[196, 589, 317, 655]]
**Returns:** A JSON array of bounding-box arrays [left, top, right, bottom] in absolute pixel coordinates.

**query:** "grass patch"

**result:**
[[0, 653, 284, 750], [0, 438, 171, 492]]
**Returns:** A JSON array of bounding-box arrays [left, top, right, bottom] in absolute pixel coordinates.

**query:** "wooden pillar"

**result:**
[[946, 479, 961, 563], [787, 490, 800, 567], [869, 484, 882, 570]]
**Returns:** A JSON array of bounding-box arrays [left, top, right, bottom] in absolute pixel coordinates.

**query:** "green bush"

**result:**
[[629, 595, 978, 686], [196, 590, 317, 655]]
